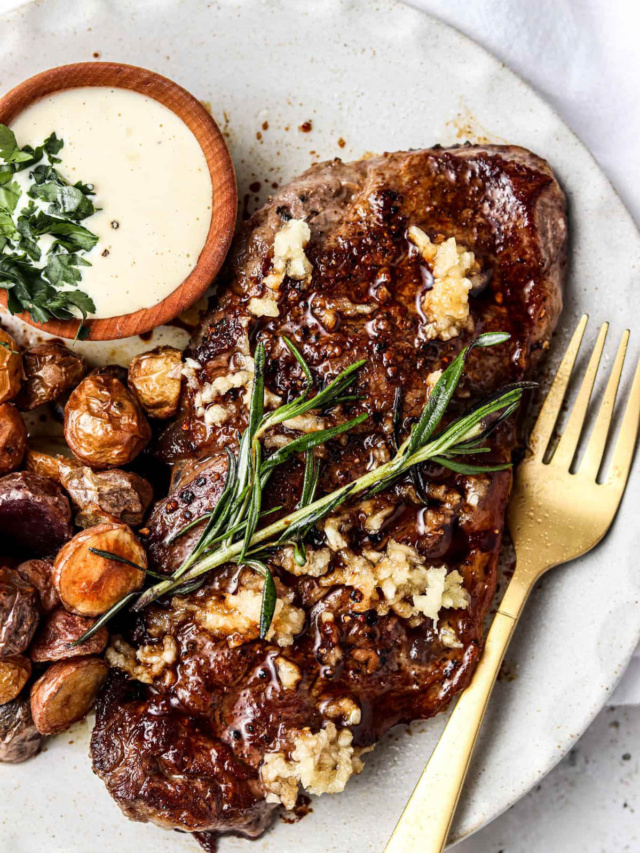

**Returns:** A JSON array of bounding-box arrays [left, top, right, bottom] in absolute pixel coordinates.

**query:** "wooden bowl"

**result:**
[[0, 62, 237, 341]]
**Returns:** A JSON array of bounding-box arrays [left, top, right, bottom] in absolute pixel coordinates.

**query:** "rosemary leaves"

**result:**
[[76, 330, 531, 646]]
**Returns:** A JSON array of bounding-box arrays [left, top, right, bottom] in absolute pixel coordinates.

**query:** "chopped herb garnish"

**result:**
[[0, 123, 98, 327], [74, 332, 530, 646]]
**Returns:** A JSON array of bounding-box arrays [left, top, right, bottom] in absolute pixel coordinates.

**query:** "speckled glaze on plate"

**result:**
[[0, 1, 638, 851]]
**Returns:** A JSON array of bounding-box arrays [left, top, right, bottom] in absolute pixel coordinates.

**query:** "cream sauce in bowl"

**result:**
[[10, 87, 213, 318]]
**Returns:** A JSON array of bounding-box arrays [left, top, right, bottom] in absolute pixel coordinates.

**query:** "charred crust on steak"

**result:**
[[91, 145, 566, 843]]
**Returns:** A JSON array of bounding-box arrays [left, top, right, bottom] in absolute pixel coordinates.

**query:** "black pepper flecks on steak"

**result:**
[[91, 145, 567, 846]]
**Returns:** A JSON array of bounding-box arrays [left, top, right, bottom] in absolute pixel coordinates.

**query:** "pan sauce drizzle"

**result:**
[[11, 87, 213, 318]]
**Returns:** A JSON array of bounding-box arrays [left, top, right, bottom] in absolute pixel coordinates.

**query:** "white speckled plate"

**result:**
[[1, 1, 639, 851]]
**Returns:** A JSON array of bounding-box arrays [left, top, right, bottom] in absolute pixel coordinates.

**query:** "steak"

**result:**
[[90, 145, 567, 847]]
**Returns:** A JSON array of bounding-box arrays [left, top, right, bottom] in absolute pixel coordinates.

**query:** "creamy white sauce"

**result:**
[[11, 87, 213, 318]]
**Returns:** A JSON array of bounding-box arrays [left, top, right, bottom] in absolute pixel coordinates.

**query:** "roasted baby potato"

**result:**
[[0, 567, 39, 658], [16, 558, 60, 612], [25, 436, 80, 483], [0, 403, 27, 475], [64, 373, 152, 469], [0, 329, 21, 405], [53, 522, 146, 616], [128, 345, 182, 419], [30, 657, 109, 735], [16, 341, 85, 411], [30, 608, 108, 662], [0, 655, 31, 705], [92, 364, 129, 384], [60, 466, 153, 529], [0, 471, 74, 556], [0, 697, 42, 762]]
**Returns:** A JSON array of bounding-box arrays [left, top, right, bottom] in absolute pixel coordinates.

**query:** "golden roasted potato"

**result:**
[[16, 341, 85, 411], [16, 558, 59, 612], [60, 466, 153, 528], [0, 655, 31, 705], [0, 403, 27, 475], [30, 657, 108, 735], [0, 697, 42, 762], [53, 522, 146, 616], [64, 373, 151, 469], [0, 329, 21, 405], [0, 567, 39, 659], [24, 436, 81, 483], [0, 471, 74, 557], [128, 346, 182, 419], [92, 364, 129, 384], [30, 608, 108, 662]]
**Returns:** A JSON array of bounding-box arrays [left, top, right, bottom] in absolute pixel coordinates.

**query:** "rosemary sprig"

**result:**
[[69, 591, 139, 646], [293, 449, 321, 565], [76, 329, 527, 646], [134, 331, 518, 604], [131, 341, 369, 628], [87, 548, 167, 579]]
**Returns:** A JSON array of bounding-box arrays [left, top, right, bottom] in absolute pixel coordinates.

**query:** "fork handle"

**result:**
[[384, 608, 518, 853]]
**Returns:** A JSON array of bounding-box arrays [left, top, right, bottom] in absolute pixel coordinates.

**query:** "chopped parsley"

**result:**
[[0, 123, 98, 329]]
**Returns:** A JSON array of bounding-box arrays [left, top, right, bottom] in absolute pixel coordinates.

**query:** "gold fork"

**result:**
[[385, 315, 640, 853]]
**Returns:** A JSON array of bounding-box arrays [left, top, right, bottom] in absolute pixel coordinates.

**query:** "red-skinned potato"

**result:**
[[0, 471, 74, 557], [30, 608, 108, 662], [0, 655, 31, 704], [0, 566, 39, 659], [64, 373, 151, 469], [0, 697, 42, 762], [128, 346, 182, 419], [30, 657, 108, 735], [16, 341, 85, 411], [0, 403, 27, 474], [0, 329, 21, 405], [15, 559, 59, 612], [53, 522, 146, 616]]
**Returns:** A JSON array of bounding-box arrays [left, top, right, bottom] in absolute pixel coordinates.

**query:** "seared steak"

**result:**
[[91, 146, 566, 847]]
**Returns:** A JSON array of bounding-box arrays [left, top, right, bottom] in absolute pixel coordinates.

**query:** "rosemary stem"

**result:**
[[75, 330, 524, 647], [134, 417, 499, 608]]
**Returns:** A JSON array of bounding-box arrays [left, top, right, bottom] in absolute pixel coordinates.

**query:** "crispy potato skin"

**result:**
[[64, 374, 152, 469], [0, 330, 21, 405], [0, 655, 31, 704], [60, 466, 153, 528], [128, 346, 182, 419], [0, 403, 27, 475], [30, 657, 109, 735], [16, 341, 85, 412], [0, 566, 39, 659], [93, 364, 128, 384], [16, 559, 60, 612], [24, 436, 81, 483], [30, 608, 108, 662], [53, 522, 146, 616], [0, 471, 74, 557], [0, 697, 42, 762]]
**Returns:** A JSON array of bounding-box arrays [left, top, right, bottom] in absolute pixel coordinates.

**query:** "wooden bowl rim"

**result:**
[[0, 61, 237, 341]]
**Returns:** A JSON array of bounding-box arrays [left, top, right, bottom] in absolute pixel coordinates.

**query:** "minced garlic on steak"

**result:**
[[91, 144, 566, 848]]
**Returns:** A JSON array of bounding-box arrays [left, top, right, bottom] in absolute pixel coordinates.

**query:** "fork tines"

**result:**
[[529, 314, 640, 490]]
